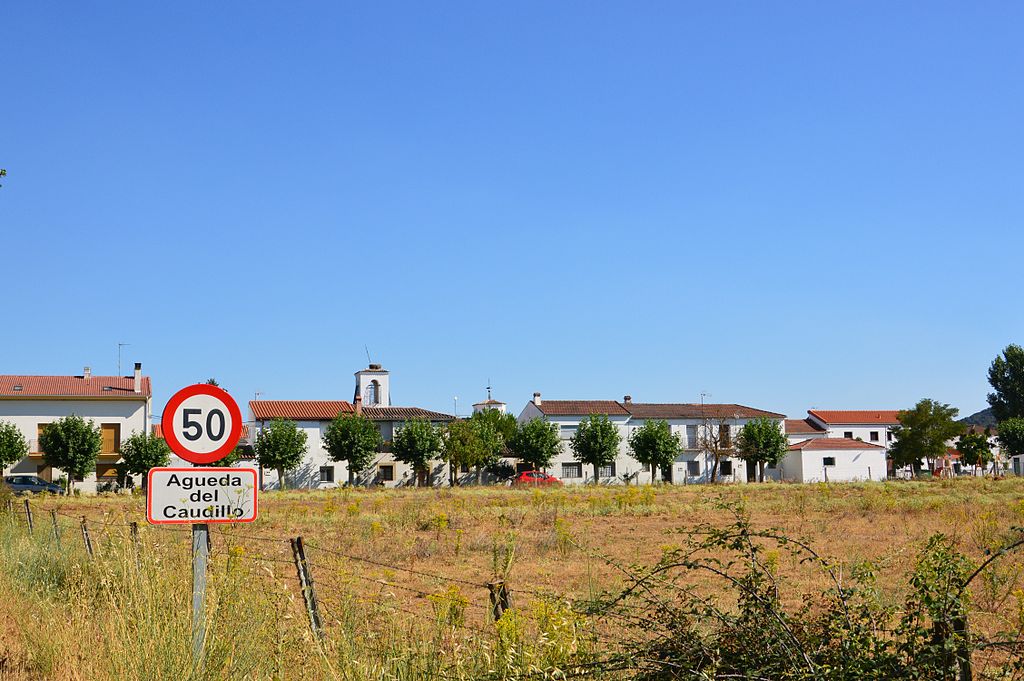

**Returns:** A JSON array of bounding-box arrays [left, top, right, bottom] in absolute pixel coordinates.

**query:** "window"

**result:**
[[823, 457, 836, 467], [843, 431, 854, 439], [101, 423, 120, 455], [598, 463, 616, 478], [559, 425, 576, 440], [364, 381, 378, 406], [561, 462, 582, 479], [686, 425, 698, 448], [640, 463, 650, 472], [870, 431, 880, 442], [720, 460, 733, 477], [686, 460, 700, 477], [887, 431, 893, 442], [378, 464, 394, 481], [460, 463, 470, 473], [319, 466, 334, 483], [719, 425, 731, 448]]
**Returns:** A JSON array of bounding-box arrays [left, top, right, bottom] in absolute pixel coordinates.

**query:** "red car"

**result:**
[[511, 470, 563, 487]]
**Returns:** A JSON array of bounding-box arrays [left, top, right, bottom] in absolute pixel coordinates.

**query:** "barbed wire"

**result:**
[[305, 540, 492, 590]]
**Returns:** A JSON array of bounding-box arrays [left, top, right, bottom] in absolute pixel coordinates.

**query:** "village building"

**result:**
[[249, 364, 453, 489], [517, 393, 785, 485], [780, 438, 887, 482], [0, 364, 152, 492]]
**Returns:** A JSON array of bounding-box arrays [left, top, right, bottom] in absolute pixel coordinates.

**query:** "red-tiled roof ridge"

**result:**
[[788, 437, 885, 451], [250, 400, 354, 421], [626, 403, 785, 419], [362, 406, 455, 421], [534, 400, 631, 416], [0, 375, 152, 398], [785, 418, 826, 434], [807, 409, 901, 425]]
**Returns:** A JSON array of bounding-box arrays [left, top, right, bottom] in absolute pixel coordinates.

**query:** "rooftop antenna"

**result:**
[[117, 342, 130, 375], [487, 378, 492, 401], [365, 345, 373, 366]]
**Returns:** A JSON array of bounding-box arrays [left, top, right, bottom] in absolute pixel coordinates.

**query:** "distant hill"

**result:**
[[960, 407, 998, 428]]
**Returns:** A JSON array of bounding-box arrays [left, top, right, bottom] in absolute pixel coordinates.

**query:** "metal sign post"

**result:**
[[192, 522, 209, 670]]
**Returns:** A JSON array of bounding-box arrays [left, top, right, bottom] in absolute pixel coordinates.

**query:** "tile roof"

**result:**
[[250, 400, 354, 421], [788, 437, 885, 451], [807, 410, 901, 425], [362, 406, 455, 422], [534, 400, 631, 416], [785, 418, 827, 434], [0, 375, 151, 398], [626, 403, 785, 420], [153, 423, 249, 440]]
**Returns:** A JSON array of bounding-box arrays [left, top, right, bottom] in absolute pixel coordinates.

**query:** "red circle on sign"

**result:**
[[161, 384, 243, 465]]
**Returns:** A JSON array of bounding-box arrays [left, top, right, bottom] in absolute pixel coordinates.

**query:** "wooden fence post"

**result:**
[[50, 510, 61, 550], [488, 580, 512, 621], [290, 536, 324, 641], [23, 499, 33, 535], [130, 522, 140, 569], [80, 516, 94, 559]]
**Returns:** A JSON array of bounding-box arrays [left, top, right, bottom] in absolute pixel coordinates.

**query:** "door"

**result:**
[[746, 460, 757, 482]]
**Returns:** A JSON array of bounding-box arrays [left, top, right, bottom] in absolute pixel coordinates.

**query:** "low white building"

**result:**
[[517, 393, 785, 485], [250, 364, 454, 489], [0, 364, 152, 493], [781, 438, 886, 483]]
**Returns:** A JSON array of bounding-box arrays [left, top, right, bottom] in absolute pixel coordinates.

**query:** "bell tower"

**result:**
[[354, 363, 390, 407]]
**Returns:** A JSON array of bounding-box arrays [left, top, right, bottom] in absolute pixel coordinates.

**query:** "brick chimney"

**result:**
[[133, 362, 142, 393], [532, 392, 542, 407], [83, 366, 91, 380], [354, 393, 363, 416]]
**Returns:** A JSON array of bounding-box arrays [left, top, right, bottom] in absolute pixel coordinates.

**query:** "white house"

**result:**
[[250, 364, 454, 489], [0, 364, 152, 493], [800, 410, 901, 450], [517, 393, 785, 485], [781, 438, 887, 482]]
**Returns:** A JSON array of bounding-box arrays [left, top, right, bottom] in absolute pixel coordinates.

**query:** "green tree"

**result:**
[[736, 417, 788, 482], [628, 419, 680, 483], [205, 378, 220, 387], [323, 413, 382, 485], [0, 421, 28, 471], [38, 415, 102, 495], [118, 432, 170, 490], [254, 419, 308, 490], [467, 412, 505, 483], [206, 447, 244, 468], [988, 344, 1024, 422], [889, 399, 965, 474], [570, 414, 621, 484], [956, 431, 993, 475], [508, 418, 561, 472], [998, 418, 1024, 461], [443, 419, 481, 486], [471, 409, 518, 450], [393, 419, 442, 487]]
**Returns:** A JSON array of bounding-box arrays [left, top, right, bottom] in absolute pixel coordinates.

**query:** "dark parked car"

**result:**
[[3, 475, 63, 495], [511, 470, 563, 487]]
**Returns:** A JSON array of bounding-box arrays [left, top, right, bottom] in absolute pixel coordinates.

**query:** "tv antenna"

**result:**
[[365, 345, 373, 365], [487, 378, 492, 401], [118, 342, 130, 375]]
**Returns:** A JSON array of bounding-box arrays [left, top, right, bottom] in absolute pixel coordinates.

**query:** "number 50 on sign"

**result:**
[[161, 384, 243, 465]]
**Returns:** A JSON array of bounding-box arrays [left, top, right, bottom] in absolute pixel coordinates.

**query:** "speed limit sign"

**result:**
[[161, 384, 243, 464]]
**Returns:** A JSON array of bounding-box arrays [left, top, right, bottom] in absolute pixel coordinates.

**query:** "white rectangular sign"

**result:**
[[147, 467, 259, 525]]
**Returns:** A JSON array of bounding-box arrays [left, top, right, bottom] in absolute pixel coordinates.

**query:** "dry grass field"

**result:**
[[2, 478, 1024, 679]]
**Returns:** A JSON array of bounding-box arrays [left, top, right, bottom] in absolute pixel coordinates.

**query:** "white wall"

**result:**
[[0, 398, 150, 493], [780, 447, 886, 483]]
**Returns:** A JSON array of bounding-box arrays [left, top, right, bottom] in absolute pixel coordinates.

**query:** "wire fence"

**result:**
[[3, 496, 631, 652]]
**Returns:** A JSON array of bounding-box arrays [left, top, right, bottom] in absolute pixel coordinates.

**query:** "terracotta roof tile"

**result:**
[[0, 375, 151, 398], [788, 437, 885, 451], [535, 400, 631, 416], [250, 400, 354, 421], [362, 406, 454, 422], [785, 418, 827, 434], [627, 403, 785, 419], [807, 410, 901, 425]]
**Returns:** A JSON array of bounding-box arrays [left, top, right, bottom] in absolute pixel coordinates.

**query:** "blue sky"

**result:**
[[1, 2, 1021, 421]]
